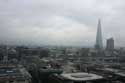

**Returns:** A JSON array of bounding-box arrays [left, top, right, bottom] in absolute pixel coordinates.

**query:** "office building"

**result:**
[[95, 19, 103, 50], [106, 38, 114, 51]]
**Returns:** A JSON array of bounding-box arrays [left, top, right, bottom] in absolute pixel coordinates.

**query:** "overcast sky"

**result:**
[[0, 0, 125, 47]]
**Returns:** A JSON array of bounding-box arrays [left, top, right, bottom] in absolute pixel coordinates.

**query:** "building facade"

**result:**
[[106, 38, 114, 51], [95, 19, 103, 50]]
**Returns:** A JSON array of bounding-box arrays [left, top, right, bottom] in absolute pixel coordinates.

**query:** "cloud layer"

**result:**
[[0, 0, 125, 47]]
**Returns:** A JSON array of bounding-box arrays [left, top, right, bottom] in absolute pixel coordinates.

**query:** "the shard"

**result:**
[[95, 19, 103, 49]]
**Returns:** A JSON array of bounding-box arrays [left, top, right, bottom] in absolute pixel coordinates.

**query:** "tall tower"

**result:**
[[95, 19, 103, 49], [106, 38, 114, 51]]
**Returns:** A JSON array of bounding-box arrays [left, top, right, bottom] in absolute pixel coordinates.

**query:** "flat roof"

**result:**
[[104, 68, 119, 72], [0, 64, 31, 81], [116, 72, 125, 77], [103, 68, 125, 77], [61, 72, 103, 81]]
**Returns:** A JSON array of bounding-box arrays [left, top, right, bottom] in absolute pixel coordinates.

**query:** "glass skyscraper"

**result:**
[[95, 19, 103, 49]]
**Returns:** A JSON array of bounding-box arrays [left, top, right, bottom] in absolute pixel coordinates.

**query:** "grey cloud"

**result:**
[[0, 0, 125, 47]]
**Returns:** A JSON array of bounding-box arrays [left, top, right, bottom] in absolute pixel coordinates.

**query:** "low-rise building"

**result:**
[[0, 63, 31, 83]]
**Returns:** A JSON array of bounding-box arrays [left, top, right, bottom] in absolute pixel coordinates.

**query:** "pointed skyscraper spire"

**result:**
[[95, 19, 103, 49]]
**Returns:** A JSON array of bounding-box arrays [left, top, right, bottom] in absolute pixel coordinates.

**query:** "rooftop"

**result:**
[[0, 64, 31, 81], [61, 72, 103, 81]]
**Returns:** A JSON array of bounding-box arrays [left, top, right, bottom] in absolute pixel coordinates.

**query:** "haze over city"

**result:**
[[0, 0, 125, 47], [1, 1, 125, 83]]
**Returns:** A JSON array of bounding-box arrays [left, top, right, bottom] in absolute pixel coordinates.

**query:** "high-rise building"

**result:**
[[106, 38, 114, 51], [95, 19, 103, 50]]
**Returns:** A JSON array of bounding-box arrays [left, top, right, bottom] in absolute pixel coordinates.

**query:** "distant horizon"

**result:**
[[0, 43, 124, 49]]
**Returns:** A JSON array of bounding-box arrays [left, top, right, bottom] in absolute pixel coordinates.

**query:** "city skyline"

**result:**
[[0, 0, 125, 47]]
